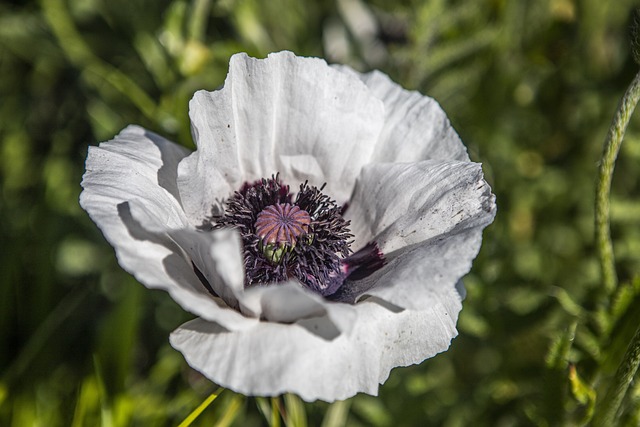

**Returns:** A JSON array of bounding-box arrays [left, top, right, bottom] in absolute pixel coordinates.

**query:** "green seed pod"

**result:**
[[261, 241, 289, 265]]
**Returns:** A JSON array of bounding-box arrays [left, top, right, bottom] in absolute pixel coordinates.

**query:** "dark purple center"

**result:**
[[214, 175, 384, 298]]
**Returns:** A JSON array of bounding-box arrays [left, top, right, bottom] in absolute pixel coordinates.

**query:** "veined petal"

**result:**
[[177, 85, 242, 226], [334, 66, 469, 163], [239, 281, 325, 321], [341, 160, 496, 309], [82, 125, 191, 229], [335, 230, 483, 310], [166, 227, 245, 310], [80, 126, 256, 331], [346, 160, 495, 253], [170, 295, 460, 402], [178, 51, 386, 225]]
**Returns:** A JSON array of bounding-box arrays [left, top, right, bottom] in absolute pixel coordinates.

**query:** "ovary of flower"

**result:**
[[255, 203, 311, 245]]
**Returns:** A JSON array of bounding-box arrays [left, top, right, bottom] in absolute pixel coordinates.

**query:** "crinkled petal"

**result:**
[[177, 83, 243, 226], [80, 126, 256, 330], [170, 294, 461, 402], [334, 230, 483, 310], [82, 125, 191, 229], [167, 227, 244, 309], [339, 160, 495, 309], [239, 281, 357, 334], [334, 66, 469, 163], [346, 160, 495, 253], [239, 281, 326, 321], [178, 51, 385, 223]]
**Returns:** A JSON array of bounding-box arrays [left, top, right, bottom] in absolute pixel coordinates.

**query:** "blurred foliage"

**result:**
[[2, 0, 640, 425]]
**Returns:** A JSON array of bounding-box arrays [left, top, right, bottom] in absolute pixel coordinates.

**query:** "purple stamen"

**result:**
[[215, 174, 384, 299]]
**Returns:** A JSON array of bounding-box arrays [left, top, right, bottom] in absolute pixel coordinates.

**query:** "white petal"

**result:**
[[82, 125, 191, 228], [170, 295, 461, 402], [334, 66, 469, 163], [339, 230, 483, 310], [166, 227, 245, 310], [178, 51, 386, 224], [239, 281, 326, 321], [231, 52, 385, 198], [239, 281, 357, 334], [177, 87, 243, 225], [346, 160, 495, 253], [340, 160, 496, 309], [80, 126, 256, 331]]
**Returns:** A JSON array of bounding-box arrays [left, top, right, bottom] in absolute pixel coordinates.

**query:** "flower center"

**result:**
[[254, 203, 311, 264], [214, 175, 356, 296], [255, 203, 310, 246]]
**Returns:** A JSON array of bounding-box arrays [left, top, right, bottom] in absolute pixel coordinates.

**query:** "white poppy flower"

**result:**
[[80, 51, 496, 402]]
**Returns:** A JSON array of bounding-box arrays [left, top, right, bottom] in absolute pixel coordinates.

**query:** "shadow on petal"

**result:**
[[143, 129, 187, 205], [117, 201, 171, 246], [364, 296, 404, 313], [178, 312, 340, 342], [332, 230, 476, 309], [295, 316, 341, 341], [455, 279, 466, 301], [179, 318, 231, 335], [117, 201, 211, 298]]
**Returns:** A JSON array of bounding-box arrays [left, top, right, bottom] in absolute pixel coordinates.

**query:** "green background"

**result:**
[[2, 0, 640, 425]]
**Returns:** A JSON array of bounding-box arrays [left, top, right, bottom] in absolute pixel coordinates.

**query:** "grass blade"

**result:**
[[178, 388, 224, 427]]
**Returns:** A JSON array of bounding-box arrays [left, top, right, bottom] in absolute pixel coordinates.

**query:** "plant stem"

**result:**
[[592, 325, 640, 425], [595, 70, 640, 295]]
